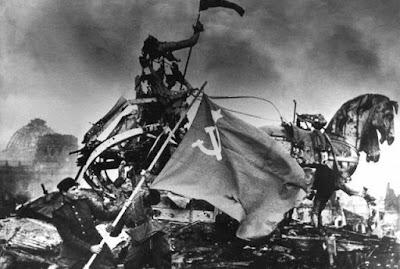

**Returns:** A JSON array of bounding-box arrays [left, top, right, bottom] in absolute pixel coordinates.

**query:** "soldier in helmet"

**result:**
[[109, 186, 170, 269]]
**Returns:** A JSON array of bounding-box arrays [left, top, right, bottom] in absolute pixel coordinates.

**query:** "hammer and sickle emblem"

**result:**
[[192, 126, 222, 161]]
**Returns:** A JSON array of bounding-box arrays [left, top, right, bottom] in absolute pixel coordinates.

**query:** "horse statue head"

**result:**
[[326, 94, 398, 162]]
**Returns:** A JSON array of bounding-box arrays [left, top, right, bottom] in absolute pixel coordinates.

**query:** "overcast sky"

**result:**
[[1, 0, 399, 197]]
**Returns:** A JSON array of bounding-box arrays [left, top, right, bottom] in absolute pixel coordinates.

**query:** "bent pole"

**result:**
[[82, 83, 206, 269]]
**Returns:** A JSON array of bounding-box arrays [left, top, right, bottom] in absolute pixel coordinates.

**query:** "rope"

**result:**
[[208, 95, 284, 122], [217, 105, 281, 122]]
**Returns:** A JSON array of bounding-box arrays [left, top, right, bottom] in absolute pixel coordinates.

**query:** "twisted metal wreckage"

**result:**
[[66, 15, 399, 267], [75, 20, 206, 202], [1, 1, 400, 268]]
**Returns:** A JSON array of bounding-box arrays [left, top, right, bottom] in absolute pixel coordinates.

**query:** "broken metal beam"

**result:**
[[127, 98, 158, 105]]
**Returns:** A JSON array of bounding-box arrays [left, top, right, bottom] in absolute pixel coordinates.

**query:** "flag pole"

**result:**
[[82, 83, 206, 269], [180, 11, 201, 90]]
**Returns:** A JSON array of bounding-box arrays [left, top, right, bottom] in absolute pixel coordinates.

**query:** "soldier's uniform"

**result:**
[[111, 190, 170, 269], [305, 164, 358, 227], [52, 196, 117, 269]]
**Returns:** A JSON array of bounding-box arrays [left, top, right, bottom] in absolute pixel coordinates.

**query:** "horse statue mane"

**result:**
[[325, 94, 398, 162]]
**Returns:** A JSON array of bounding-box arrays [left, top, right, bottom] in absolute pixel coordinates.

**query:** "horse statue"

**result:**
[[262, 94, 398, 227], [326, 94, 397, 163]]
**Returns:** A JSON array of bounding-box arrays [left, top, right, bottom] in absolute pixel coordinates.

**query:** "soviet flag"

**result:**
[[152, 94, 306, 240]]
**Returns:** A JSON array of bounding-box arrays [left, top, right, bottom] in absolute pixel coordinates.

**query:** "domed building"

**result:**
[[0, 119, 79, 210], [3, 119, 55, 163]]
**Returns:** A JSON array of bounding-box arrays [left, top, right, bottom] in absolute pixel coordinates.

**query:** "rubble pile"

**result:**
[[169, 221, 253, 268], [1, 192, 400, 268], [167, 220, 400, 268], [0, 217, 61, 268]]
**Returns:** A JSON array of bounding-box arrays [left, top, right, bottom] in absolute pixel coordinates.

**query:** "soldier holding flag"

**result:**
[[52, 177, 118, 269]]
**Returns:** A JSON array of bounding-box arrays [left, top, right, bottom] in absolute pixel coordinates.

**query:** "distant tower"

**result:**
[[384, 182, 398, 212]]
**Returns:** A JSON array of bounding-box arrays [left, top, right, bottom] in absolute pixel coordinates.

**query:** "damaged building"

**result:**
[[0, 119, 78, 217]]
